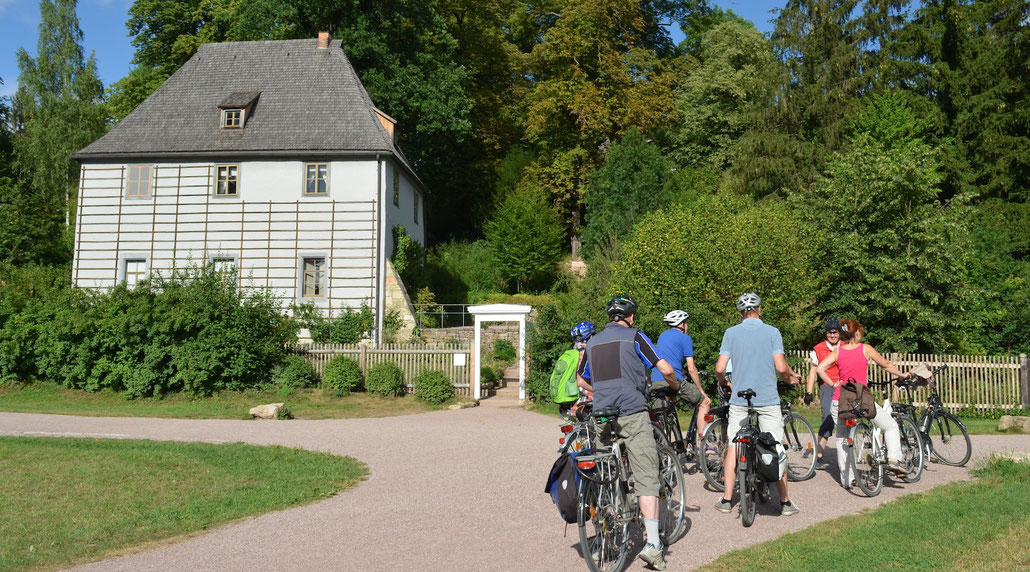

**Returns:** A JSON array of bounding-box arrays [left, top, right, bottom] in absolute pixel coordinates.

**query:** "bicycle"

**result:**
[[841, 379, 925, 496], [730, 388, 780, 527], [573, 408, 687, 572], [893, 364, 972, 467]]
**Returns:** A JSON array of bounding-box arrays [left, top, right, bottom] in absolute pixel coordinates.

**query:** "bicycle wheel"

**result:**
[[698, 418, 728, 492], [927, 411, 972, 467], [782, 412, 817, 482], [739, 458, 757, 527], [561, 427, 590, 455], [896, 415, 925, 483], [577, 465, 628, 572], [657, 444, 687, 544], [852, 421, 883, 497]]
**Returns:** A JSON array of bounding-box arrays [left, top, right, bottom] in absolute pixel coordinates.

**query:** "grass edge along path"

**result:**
[[0, 382, 444, 419], [699, 456, 1030, 571], [0, 437, 368, 571]]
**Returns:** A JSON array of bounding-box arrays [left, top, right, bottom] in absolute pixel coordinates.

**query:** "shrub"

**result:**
[[480, 365, 500, 389], [297, 304, 375, 344], [492, 340, 516, 365], [276, 405, 294, 420], [366, 362, 406, 397], [322, 356, 364, 396], [414, 369, 453, 404], [272, 355, 317, 389]]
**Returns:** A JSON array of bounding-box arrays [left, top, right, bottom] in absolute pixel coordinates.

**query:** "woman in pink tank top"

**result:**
[[815, 319, 911, 486]]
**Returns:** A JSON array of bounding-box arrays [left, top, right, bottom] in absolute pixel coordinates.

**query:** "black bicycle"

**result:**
[[892, 364, 972, 467], [731, 388, 775, 527]]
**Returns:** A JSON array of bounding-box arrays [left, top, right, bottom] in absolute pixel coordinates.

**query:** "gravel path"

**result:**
[[2, 409, 1027, 571]]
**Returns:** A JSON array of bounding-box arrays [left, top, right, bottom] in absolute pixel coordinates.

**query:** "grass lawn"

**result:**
[[699, 457, 1030, 571], [0, 437, 367, 571], [0, 382, 446, 419]]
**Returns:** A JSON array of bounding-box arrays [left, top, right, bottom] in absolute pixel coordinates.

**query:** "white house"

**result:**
[[72, 34, 426, 341]]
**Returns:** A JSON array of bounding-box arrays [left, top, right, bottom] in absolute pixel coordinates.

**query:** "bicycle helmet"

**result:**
[[824, 317, 841, 331], [606, 294, 638, 321], [736, 292, 761, 313], [663, 309, 689, 327], [570, 321, 596, 342]]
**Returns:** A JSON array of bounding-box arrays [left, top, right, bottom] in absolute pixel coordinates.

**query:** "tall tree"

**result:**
[[521, 0, 681, 256], [8, 0, 106, 264]]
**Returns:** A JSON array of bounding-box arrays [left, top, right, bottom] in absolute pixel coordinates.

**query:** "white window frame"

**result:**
[[208, 254, 238, 273], [304, 162, 329, 196], [119, 254, 149, 288], [125, 165, 153, 199], [297, 254, 328, 300], [214, 164, 239, 197]]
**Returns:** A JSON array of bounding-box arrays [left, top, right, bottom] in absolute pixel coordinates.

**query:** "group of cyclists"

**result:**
[[558, 292, 919, 571]]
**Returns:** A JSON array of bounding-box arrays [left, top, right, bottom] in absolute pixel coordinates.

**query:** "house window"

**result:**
[[126, 165, 152, 199], [209, 255, 237, 273], [215, 164, 238, 196], [301, 257, 326, 298], [123, 258, 148, 287], [414, 193, 419, 224], [222, 108, 243, 128], [305, 163, 328, 195], [392, 170, 399, 206]]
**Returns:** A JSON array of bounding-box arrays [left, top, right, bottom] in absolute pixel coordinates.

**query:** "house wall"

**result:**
[[382, 159, 426, 257], [73, 159, 383, 316]]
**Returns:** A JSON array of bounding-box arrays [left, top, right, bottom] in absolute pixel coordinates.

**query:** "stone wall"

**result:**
[[383, 260, 417, 341]]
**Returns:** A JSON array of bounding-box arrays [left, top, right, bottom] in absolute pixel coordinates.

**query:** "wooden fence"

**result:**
[[788, 351, 1029, 411], [292, 343, 472, 397]]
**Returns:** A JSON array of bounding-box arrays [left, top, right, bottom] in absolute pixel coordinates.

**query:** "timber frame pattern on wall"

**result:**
[[73, 164, 379, 316]]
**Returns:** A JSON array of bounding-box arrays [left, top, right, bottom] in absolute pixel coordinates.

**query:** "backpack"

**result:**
[[544, 452, 581, 523], [755, 432, 787, 482], [549, 349, 581, 404]]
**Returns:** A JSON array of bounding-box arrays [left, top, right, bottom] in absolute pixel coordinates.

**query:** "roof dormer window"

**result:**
[[222, 108, 243, 129], [218, 91, 260, 130]]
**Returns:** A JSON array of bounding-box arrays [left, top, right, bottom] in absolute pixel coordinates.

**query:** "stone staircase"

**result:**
[[479, 366, 522, 408]]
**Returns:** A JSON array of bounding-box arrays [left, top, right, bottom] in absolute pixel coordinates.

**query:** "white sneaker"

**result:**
[[638, 543, 665, 571]]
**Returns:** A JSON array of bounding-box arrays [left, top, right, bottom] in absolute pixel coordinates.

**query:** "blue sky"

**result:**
[[0, 0, 782, 99]]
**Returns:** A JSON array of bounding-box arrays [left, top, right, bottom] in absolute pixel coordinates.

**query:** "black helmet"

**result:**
[[606, 294, 638, 321], [824, 317, 841, 331]]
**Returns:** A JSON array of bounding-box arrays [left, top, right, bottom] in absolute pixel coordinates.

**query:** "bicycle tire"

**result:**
[[927, 411, 972, 467], [698, 418, 728, 492], [739, 458, 757, 527], [852, 421, 883, 497], [896, 414, 925, 483], [577, 463, 628, 572], [561, 427, 590, 455], [657, 444, 687, 544], [782, 412, 817, 481]]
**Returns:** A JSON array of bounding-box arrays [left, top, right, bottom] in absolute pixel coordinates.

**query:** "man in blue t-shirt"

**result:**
[[714, 293, 802, 517], [651, 309, 711, 448]]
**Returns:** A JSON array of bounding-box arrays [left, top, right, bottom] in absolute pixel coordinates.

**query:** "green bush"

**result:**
[[492, 340, 516, 365], [425, 240, 505, 303], [322, 356, 364, 396], [272, 355, 317, 389], [366, 362, 406, 397], [414, 369, 453, 404], [276, 405, 294, 420], [480, 365, 500, 389], [297, 304, 375, 344]]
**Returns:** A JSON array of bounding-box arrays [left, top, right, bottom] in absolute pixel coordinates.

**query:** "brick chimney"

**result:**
[[317, 31, 330, 49]]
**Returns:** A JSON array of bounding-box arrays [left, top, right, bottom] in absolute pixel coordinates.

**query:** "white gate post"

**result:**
[[473, 316, 483, 400]]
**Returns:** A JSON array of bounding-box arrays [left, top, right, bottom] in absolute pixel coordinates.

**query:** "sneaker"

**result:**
[[714, 498, 732, 513], [638, 543, 666, 571], [815, 457, 829, 470], [780, 500, 800, 516], [886, 459, 907, 475]]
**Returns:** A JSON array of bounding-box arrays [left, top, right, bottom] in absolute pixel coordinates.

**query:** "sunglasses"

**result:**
[[827, 330, 841, 334]]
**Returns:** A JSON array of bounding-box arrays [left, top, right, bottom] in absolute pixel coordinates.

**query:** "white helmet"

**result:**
[[663, 310, 689, 327], [736, 292, 761, 313]]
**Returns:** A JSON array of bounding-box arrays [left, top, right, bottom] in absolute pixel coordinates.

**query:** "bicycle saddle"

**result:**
[[591, 407, 620, 420], [737, 388, 757, 400]]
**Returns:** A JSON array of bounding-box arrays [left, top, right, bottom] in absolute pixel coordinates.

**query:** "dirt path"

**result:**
[[1, 409, 1027, 571]]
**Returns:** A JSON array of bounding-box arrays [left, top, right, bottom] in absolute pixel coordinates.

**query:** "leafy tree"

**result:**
[[521, 0, 681, 255], [582, 128, 671, 252], [484, 188, 564, 292], [798, 96, 969, 353], [672, 20, 774, 171], [9, 0, 106, 265], [672, 0, 747, 57], [612, 194, 817, 364]]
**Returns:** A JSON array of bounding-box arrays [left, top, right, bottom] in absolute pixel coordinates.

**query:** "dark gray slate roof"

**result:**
[[76, 39, 418, 182]]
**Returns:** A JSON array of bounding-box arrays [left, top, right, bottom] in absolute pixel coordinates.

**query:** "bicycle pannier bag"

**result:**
[[755, 432, 787, 482], [838, 380, 876, 421], [544, 452, 581, 523], [549, 349, 581, 404]]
